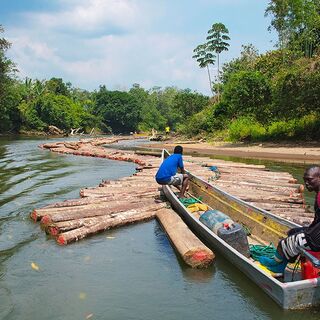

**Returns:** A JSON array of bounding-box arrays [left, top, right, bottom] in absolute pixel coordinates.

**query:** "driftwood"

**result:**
[[156, 208, 214, 268], [48, 125, 64, 135]]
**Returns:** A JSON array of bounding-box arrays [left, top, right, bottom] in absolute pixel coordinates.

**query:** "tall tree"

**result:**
[[266, 0, 320, 57], [192, 43, 216, 95], [206, 23, 230, 100], [0, 25, 20, 132]]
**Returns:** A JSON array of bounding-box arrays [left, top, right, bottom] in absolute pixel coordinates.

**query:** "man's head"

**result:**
[[173, 145, 183, 154], [303, 166, 320, 192]]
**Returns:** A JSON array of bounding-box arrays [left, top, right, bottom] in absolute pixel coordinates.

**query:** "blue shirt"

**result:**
[[155, 154, 184, 183]]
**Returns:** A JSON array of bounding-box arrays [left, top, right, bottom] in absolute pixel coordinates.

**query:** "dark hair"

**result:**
[[174, 145, 183, 154], [305, 165, 320, 176]]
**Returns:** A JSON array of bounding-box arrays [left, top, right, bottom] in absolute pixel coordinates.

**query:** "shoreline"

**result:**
[[145, 140, 320, 164]]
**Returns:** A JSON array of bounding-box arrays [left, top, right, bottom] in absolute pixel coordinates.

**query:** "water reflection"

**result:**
[[181, 265, 215, 283]]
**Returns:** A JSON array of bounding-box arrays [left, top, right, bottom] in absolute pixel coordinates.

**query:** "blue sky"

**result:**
[[1, 0, 277, 95]]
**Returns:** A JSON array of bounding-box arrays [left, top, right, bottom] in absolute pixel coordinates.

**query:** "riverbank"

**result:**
[[146, 140, 320, 164]]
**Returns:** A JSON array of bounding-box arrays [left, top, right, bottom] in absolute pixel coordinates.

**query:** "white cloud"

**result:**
[[23, 0, 142, 34], [4, 0, 275, 96]]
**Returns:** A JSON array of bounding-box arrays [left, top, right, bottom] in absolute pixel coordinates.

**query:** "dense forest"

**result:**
[[1, 0, 320, 141]]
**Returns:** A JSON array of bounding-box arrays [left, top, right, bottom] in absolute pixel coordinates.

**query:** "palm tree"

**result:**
[[206, 23, 230, 100], [192, 43, 216, 95]]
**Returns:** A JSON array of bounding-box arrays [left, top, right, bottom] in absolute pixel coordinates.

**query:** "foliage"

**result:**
[[222, 44, 259, 84], [129, 84, 167, 132], [266, 113, 320, 140], [254, 49, 301, 78], [173, 90, 209, 118], [19, 93, 96, 131], [94, 86, 141, 133], [0, 25, 20, 132], [228, 117, 266, 142], [266, 0, 320, 57], [222, 70, 272, 123], [206, 23, 230, 55], [178, 104, 214, 137], [192, 44, 215, 94], [271, 56, 320, 119], [192, 44, 216, 68], [45, 78, 71, 96], [206, 22, 230, 94]]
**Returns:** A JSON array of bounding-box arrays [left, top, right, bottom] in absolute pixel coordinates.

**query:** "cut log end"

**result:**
[[30, 210, 39, 222], [47, 226, 59, 236], [57, 235, 67, 245], [186, 250, 215, 268], [41, 215, 52, 226]]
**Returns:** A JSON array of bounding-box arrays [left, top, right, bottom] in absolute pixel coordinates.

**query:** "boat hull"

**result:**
[[161, 150, 320, 309]]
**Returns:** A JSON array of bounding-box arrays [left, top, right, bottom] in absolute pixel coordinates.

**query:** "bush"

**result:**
[[228, 117, 266, 142], [266, 113, 320, 140], [271, 56, 320, 119], [266, 120, 296, 139], [222, 71, 271, 123]]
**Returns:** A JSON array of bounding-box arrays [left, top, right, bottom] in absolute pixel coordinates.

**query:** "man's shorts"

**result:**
[[167, 173, 183, 186], [280, 231, 310, 260]]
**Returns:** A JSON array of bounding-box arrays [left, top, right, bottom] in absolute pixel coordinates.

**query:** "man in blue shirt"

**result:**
[[155, 145, 189, 198]]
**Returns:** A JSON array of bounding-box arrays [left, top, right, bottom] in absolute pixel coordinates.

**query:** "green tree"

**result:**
[[222, 70, 272, 123], [0, 25, 21, 132], [173, 90, 209, 118], [206, 23, 230, 99], [192, 44, 216, 95], [222, 44, 259, 84], [266, 0, 320, 57], [45, 77, 70, 96], [94, 87, 141, 133], [129, 84, 166, 132]]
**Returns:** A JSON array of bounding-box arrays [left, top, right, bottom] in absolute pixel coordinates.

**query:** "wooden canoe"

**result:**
[[161, 149, 320, 310]]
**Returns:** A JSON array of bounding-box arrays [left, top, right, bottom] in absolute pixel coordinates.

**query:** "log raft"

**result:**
[[32, 138, 313, 251]]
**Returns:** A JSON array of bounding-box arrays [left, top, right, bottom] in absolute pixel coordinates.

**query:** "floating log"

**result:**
[[46, 203, 166, 236], [34, 138, 308, 245], [56, 203, 165, 245], [156, 208, 214, 268], [80, 187, 158, 198], [40, 199, 158, 226]]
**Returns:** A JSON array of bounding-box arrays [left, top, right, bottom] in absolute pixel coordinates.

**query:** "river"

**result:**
[[0, 137, 319, 320]]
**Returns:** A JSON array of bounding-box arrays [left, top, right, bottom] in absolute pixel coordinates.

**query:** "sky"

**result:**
[[0, 0, 278, 96]]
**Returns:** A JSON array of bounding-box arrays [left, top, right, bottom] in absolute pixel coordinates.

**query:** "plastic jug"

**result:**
[[301, 251, 320, 279], [199, 209, 234, 234]]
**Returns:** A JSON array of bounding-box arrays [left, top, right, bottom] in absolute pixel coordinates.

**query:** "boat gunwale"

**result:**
[[160, 148, 320, 306]]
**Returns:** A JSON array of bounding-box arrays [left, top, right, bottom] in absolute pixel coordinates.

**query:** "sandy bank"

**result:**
[[147, 141, 320, 164]]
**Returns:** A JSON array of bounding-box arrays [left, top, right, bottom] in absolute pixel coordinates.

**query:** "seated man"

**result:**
[[259, 166, 320, 274], [155, 145, 189, 198]]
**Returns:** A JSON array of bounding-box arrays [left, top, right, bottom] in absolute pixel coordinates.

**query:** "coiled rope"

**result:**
[[249, 243, 277, 261]]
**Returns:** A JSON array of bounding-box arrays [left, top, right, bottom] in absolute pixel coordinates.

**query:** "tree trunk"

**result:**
[[206, 65, 214, 96], [156, 208, 214, 268]]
